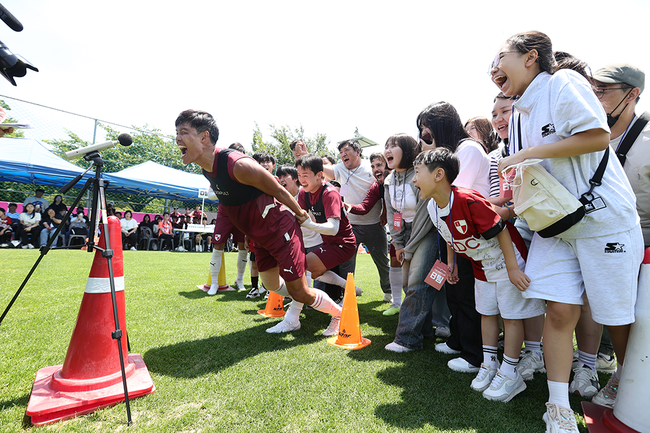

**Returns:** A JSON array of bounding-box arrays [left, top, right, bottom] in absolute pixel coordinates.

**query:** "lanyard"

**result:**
[[393, 172, 407, 212], [345, 164, 361, 185], [614, 114, 635, 153], [435, 190, 456, 273]]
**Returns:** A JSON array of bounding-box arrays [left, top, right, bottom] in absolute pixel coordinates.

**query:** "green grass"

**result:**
[[0, 250, 600, 432]]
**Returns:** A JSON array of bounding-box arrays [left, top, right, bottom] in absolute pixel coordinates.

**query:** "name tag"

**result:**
[[500, 169, 515, 199], [393, 211, 403, 231], [424, 260, 448, 290]]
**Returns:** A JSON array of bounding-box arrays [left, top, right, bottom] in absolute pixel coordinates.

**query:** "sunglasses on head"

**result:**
[[420, 131, 433, 145]]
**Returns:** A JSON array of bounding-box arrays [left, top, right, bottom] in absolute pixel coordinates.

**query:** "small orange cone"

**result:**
[[25, 216, 155, 425], [197, 252, 234, 292], [328, 273, 371, 350], [257, 290, 286, 318]]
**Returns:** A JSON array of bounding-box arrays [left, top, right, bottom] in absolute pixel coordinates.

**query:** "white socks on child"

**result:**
[[389, 267, 403, 308], [315, 270, 346, 288]]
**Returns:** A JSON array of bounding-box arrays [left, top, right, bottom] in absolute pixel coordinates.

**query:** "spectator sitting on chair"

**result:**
[[138, 214, 154, 238], [40, 207, 63, 247], [120, 210, 138, 251], [194, 216, 212, 252], [19, 203, 41, 249], [0, 207, 14, 246], [68, 207, 88, 247], [47, 195, 67, 216], [158, 212, 174, 251]]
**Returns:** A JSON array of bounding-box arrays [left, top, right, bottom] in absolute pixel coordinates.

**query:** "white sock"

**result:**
[[210, 249, 223, 290], [305, 270, 312, 288], [236, 250, 247, 284], [501, 354, 519, 379], [577, 350, 597, 372], [316, 271, 346, 288], [613, 362, 622, 381], [389, 267, 403, 308], [285, 301, 304, 323], [483, 345, 499, 370], [310, 290, 342, 318], [524, 340, 541, 356], [547, 380, 570, 408]]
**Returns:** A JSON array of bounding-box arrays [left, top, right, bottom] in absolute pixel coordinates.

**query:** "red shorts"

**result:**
[[309, 242, 356, 271], [254, 221, 306, 282], [389, 243, 396, 259], [212, 208, 245, 244]]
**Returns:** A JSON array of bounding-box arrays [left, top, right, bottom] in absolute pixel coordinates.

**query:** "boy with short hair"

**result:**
[[414, 148, 546, 402]]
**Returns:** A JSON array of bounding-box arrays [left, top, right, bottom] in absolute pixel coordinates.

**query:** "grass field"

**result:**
[[0, 249, 602, 432]]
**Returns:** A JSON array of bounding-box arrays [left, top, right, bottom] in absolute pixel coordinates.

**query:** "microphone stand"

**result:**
[[0, 151, 133, 426]]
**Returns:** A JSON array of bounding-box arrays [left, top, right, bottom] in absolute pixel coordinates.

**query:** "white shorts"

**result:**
[[523, 225, 644, 326], [475, 279, 546, 319]]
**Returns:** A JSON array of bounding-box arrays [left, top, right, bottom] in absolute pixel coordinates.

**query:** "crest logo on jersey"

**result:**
[[454, 220, 468, 235]]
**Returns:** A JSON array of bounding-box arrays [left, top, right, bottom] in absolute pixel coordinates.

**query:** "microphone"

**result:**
[[0, 4, 23, 32], [64, 133, 133, 160]]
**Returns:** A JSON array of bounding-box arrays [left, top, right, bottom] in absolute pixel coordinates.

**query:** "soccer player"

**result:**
[[175, 110, 342, 335]]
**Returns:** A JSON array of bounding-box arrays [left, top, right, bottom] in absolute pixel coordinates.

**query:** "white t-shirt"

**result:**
[[454, 139, 491, 198], [333, 159, 380, 225], [121, 218, 138, 232], [510, 69, 637, 239], [387, 181, 417, 223], [20, 212, 41, 226]]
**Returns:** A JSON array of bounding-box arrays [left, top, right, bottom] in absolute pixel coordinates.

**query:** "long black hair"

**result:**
[[417, 101, 470, 152]]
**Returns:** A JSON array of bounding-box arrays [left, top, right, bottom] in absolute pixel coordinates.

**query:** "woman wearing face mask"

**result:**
[[417, 101, 490, 374], [383, 134, 447, 351], [493, 31, 643, 432]]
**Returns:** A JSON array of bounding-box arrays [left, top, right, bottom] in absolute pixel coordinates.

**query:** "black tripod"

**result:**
[[0, 150, 133, 425]]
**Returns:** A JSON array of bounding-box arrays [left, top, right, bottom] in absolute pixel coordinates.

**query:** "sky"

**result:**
[[2, 0, 650, 158]]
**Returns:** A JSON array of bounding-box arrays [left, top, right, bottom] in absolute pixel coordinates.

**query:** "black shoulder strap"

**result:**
[[616, 111, 650, 166], [589, 147, 609, 187]]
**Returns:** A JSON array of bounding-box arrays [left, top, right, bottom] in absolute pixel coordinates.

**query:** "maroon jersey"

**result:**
[[298, 183, 356, 247]]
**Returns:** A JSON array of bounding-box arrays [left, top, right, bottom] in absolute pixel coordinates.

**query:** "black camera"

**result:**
[[0, 3, 38, 86]]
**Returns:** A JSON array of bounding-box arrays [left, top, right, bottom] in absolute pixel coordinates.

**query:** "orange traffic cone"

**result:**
[[328, 273, 371, 350], [197, 252, 234, 292], [257, 290, 286, 318], [26, 216, 155, 426]]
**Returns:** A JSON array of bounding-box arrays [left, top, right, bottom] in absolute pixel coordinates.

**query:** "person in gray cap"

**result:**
[[592, 63, 649, 247]]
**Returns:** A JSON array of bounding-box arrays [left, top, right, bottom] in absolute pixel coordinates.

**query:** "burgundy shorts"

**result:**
[[309, 242, 356, 271], [389, 243, 396, 259], [212, 209, 245, 244], [254, 222, 306, 282]]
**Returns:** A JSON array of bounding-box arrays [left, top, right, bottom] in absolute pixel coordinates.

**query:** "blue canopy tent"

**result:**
[[0, 137, 217, 203]]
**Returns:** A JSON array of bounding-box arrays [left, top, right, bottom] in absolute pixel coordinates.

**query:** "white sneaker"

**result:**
[[383, 293, 392, 303], [448, 357, 480, 373], [595, 353, 616, 373], [130, 246, 137, 251], [385, 342, 413, 353], [542, 402, 579, 432], [482, 369, 526, 402], [321, 316, 340, 337], [435, 342, 460, 355], [435, 326, 451, 338], [207, 285, 218, 296], [266, 319, 301, 334], [592, 375, 619, 408], [569, 364, 600, 398], [355, 286, 363, 296], [27, 243, 34, 249], [234, 280, 246, 292], [518, 350, 546, 381], [471, 363, 499, 392]]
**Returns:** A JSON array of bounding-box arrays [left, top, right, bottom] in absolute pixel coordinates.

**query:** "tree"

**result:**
[[0, 99, 25, 138], [251, 123, 335, 166], [47, 123, 200, 174]]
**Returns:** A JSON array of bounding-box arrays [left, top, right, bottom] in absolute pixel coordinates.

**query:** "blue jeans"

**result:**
[[393, 227, 449, 350]]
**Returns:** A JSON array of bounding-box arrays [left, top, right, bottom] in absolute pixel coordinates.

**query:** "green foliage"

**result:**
[[251, 123, 335, 166], [0, 99, 25, 138], [46, 124, 200, 175]]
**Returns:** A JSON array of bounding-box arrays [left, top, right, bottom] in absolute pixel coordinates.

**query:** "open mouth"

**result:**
[[493, 74, 507, 89]]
